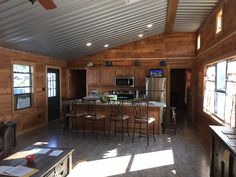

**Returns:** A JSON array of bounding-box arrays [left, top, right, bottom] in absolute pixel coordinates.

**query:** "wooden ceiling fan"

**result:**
[[29, 0, 56, 10]]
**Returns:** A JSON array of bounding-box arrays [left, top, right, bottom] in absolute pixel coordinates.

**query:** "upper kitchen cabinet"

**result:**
[[115, 67, 134, 76], [101, 67, 115, 87], [134, 67, 147, 87], [87, 68, 101, 87]]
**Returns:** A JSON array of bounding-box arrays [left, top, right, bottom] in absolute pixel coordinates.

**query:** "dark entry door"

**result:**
[[47, 68, 60, 122]]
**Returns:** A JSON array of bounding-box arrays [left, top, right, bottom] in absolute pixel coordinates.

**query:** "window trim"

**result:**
[[216, 9, 223, 35], [12, 62, 34, 111], [203, 59, 236, 126], [197, 34, 201, 50]]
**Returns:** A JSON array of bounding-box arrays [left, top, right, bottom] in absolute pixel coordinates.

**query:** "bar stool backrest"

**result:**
[[162, 107, 176, 124], [83, 99, 96, 117], [131, 99, 148, 120], [108, 100, 124, 118]]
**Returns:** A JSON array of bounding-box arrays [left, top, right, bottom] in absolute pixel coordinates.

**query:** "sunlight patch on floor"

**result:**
[[33, 142, 48, 146], [130, 149, 174, 172], [103, 148, 118, 158], [68, 155, 131, 177], [172, 169, 177, 174]]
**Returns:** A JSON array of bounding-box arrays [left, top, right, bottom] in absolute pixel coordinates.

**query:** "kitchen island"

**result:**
[[73, 100, 165, 135]]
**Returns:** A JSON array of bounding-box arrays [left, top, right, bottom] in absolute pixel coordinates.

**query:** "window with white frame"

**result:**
[[204, 60, 236, 127], [13, 64, 33, 110]]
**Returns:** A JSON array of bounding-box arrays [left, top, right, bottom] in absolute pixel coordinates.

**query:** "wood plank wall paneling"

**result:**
[[194, 0, 236, 141], [67, 32, 196, 116], [67, 32, 196, 68], [0, 47, 66, 134]]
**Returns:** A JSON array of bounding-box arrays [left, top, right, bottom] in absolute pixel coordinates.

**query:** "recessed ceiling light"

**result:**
[[86, 42, 92, 46], [138, 34, 143, 38], [125, 0, 141, 5], [146, 24, 153, 28], [104, 44, 109, 48]]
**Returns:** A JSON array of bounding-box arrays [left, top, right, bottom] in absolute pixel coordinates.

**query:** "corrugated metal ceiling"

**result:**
[[174, 0, 218, 32], [0, 0, 218, 60], [0, 0, 167, 59]]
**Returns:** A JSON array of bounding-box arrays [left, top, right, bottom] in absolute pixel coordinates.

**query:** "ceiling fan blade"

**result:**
[[37, 0, 56, 10]]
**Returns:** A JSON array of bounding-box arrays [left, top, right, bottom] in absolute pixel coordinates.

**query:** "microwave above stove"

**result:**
[[115, 76, 134, 87]]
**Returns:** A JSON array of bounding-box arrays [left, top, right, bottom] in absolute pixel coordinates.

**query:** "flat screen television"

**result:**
[[149, 69, 163, 77]]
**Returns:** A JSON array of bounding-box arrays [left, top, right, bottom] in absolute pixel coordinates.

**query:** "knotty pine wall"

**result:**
[[194, 0, 236, 141], [68, 32, 196, 68], [67, 32, 196, 123], [0, 47, 66, 134]]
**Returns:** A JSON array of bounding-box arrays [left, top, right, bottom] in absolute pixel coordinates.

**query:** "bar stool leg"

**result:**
[[126, 119, 129, 136], [84, 118, 87, 138], [103, 119, 106, 136], [95, 120, 98, 140], [121, 119, 124, 141], [114, 121, 117, 136], [76, 118, 78, 137], [153, 122, 156, 142], [108, 120, 111, 139], [92, 120, 95, 136], [82, 116, 85, 139], [147, 123, 149, 146], [132, 122, 136, 143], [139, 123, 141, 139]]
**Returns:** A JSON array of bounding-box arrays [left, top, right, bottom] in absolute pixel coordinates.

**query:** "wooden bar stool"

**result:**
[[83, 99, 106, 139], [161, 107, 176, 134], [62, 98, 84, 136], [108, 100, 130, 141], [131, 99, 156, 146]]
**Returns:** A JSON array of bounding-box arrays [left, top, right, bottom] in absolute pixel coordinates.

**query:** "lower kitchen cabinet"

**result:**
[[45, 155, 71, 177], [210, 126, 236, 177]]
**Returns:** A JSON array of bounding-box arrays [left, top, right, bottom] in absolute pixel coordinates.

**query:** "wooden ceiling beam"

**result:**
[[166, 0, 179, 34]]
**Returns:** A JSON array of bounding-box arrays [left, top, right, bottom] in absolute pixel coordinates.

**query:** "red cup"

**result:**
[[26, 154, 36, 163]]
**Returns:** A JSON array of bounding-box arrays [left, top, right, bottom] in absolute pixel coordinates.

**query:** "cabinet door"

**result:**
[[233, 156, 236, 177], [212, 137, 231, 177], [115, 67, 134, 76], [217, 144, 230, 177], [134, 67, 147, 87], [101, 67, 115, 86], [87, 68, 101, 87]]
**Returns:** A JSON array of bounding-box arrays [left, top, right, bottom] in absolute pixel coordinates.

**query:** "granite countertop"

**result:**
[[210, 125, 236, 156], [76, 98, 166, 108]]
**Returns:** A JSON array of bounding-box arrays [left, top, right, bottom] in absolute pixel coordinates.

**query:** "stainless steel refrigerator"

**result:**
[[145, 77, 166, 104]]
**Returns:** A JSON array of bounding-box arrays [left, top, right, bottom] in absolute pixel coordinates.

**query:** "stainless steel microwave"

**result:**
[[116, 76, 134, 87]]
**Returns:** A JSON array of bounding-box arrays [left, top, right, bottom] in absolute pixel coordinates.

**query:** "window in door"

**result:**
[[47, 72, 57, 97]]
